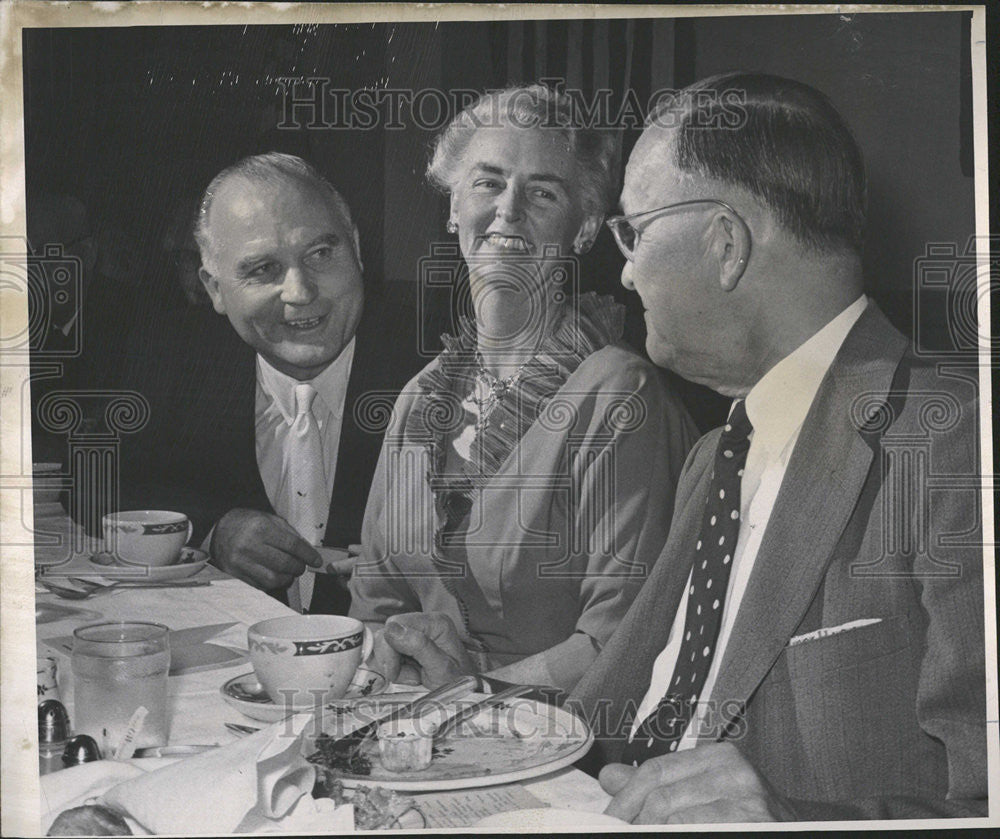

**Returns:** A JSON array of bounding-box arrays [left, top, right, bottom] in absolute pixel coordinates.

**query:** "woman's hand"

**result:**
[[371, 612, 478, 688]]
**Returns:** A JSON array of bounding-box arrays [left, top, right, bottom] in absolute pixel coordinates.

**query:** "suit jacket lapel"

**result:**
[[711, 305, 909, 724], [235, 339, 271, 509], [324, 288, 422, 547], [324, 298, 380, 546], [570, 434, 717, 749]]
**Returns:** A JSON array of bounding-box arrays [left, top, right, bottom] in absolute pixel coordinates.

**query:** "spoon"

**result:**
[[38, 578, 209, 599], [70, 576, 208, 592]]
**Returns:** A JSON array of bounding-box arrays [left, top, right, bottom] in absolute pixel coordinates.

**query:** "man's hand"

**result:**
[[371, 612, 477, 688], [209, 508, 321, 591], [316, 544, 362, 578], [600, 742, 799, 824]]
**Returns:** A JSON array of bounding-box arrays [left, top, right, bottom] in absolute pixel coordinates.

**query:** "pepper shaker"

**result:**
[[61, 734, 103, 768]]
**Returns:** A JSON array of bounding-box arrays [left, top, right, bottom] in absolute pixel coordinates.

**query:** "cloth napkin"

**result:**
[[97, 713, 351, 834], [41, 760, 147, 834]]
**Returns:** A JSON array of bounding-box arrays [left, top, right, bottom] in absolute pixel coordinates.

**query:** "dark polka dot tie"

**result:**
[[620, 400, 753, 765]]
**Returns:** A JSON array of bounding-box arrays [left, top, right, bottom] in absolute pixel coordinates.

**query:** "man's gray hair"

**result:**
[[651, 73, 867, 254], [194, 152, 356, 271]]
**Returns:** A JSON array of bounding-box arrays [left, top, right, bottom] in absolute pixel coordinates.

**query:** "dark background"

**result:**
[[23, 11, 978, 440]]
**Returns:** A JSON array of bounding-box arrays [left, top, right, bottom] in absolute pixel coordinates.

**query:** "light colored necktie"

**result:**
[[286, 383, 326, 613]]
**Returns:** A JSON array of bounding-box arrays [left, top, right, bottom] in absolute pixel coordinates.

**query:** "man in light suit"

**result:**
[[116, 153, 421, 613], [375, 73, 988, 821]]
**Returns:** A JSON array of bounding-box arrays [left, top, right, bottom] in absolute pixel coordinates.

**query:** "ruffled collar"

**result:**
[[405, 292, 625, 505]]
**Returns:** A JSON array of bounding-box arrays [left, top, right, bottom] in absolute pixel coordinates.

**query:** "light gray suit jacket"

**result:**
[[569, 305, 988, 819]]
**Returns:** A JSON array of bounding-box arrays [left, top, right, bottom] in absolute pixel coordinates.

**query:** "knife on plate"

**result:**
[[433, 683, 535, 740], [325, 675, 478, 752]]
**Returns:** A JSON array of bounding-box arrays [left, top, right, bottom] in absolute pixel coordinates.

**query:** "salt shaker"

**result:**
[[38, 700, 70, 776]]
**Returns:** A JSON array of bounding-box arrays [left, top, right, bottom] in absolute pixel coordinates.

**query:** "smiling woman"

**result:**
[[349, 85, 699, 693]]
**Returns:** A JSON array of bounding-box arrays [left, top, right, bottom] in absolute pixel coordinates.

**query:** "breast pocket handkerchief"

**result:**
[[788, 617, 883, 647]]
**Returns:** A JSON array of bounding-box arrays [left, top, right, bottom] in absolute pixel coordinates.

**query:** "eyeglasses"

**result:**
[[606, 199, 744, 262]]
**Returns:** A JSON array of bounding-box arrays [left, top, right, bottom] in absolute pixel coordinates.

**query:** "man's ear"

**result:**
[[710, 212, 751, 292], [351, 225, 364, 272], [573, 213, 603, 254], [198, 266, 227, 315]]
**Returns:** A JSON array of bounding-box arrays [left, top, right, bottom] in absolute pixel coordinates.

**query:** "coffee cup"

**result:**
[[247, 614, 374, 706], [102, 510, 193, 567]]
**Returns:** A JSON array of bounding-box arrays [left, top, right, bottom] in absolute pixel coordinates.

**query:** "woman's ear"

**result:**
[[573, 213, 603, 255], [710, 212, 751, 292]]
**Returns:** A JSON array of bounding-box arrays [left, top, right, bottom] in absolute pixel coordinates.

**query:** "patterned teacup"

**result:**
[[248, 614, 374, 706], [102, 510, 193, 566]]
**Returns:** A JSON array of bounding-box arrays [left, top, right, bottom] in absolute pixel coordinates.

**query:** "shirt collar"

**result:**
[[256, 337, 356, 426], [744, 295, 868, 457]]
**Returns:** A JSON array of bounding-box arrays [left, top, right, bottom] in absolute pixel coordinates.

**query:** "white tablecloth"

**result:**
[[34, 514, 610, 827]]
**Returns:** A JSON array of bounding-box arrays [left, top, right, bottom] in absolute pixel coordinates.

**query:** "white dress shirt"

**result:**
[[254, 338, 356, 542], [630, 296, 868, 748]]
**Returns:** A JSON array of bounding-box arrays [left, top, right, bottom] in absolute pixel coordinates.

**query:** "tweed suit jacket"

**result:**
[[569, 305, 987, 819]]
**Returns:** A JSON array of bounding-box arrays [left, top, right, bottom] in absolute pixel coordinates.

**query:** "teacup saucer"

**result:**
[[221, 667, 390, 722], [87, 547, 209, 582]]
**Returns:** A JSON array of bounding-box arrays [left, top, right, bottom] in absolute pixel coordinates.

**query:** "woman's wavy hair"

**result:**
[[426, 84, 621, 218]]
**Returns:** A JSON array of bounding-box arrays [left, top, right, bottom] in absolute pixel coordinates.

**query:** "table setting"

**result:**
[[34, 507, 616, 833]]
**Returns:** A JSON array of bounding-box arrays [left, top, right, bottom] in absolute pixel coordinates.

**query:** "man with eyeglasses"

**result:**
[[380, 73, 987, 822], [587, 71, 986, 822]]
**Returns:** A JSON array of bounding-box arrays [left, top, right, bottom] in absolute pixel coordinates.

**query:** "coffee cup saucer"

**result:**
[[220, 666, 393, 722], [87, 547, 209, 582]]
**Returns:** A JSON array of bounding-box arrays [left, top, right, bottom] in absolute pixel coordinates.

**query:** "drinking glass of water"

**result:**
[[71, 622, 171, 753]]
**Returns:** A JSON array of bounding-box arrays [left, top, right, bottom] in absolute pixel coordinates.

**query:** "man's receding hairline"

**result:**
[[205, 169, 352, 230], [625, 127, 682, 194], [199, 169, 356, 269], [635, 124, 765, 203]]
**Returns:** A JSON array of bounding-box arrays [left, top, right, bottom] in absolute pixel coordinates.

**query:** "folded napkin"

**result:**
[[98, 713, 350, 834], [41, 761, 147, 834]]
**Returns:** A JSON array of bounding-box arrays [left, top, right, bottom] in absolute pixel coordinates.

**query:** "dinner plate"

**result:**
[[305, 692, 593, 791], [220, 668, 401, 722], [85, 547, 209, 582], [473, 808, 627, 829]]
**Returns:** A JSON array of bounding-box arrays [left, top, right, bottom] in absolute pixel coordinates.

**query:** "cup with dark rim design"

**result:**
[[247, 614, 375, 706], [102, 510, 193, 567]]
